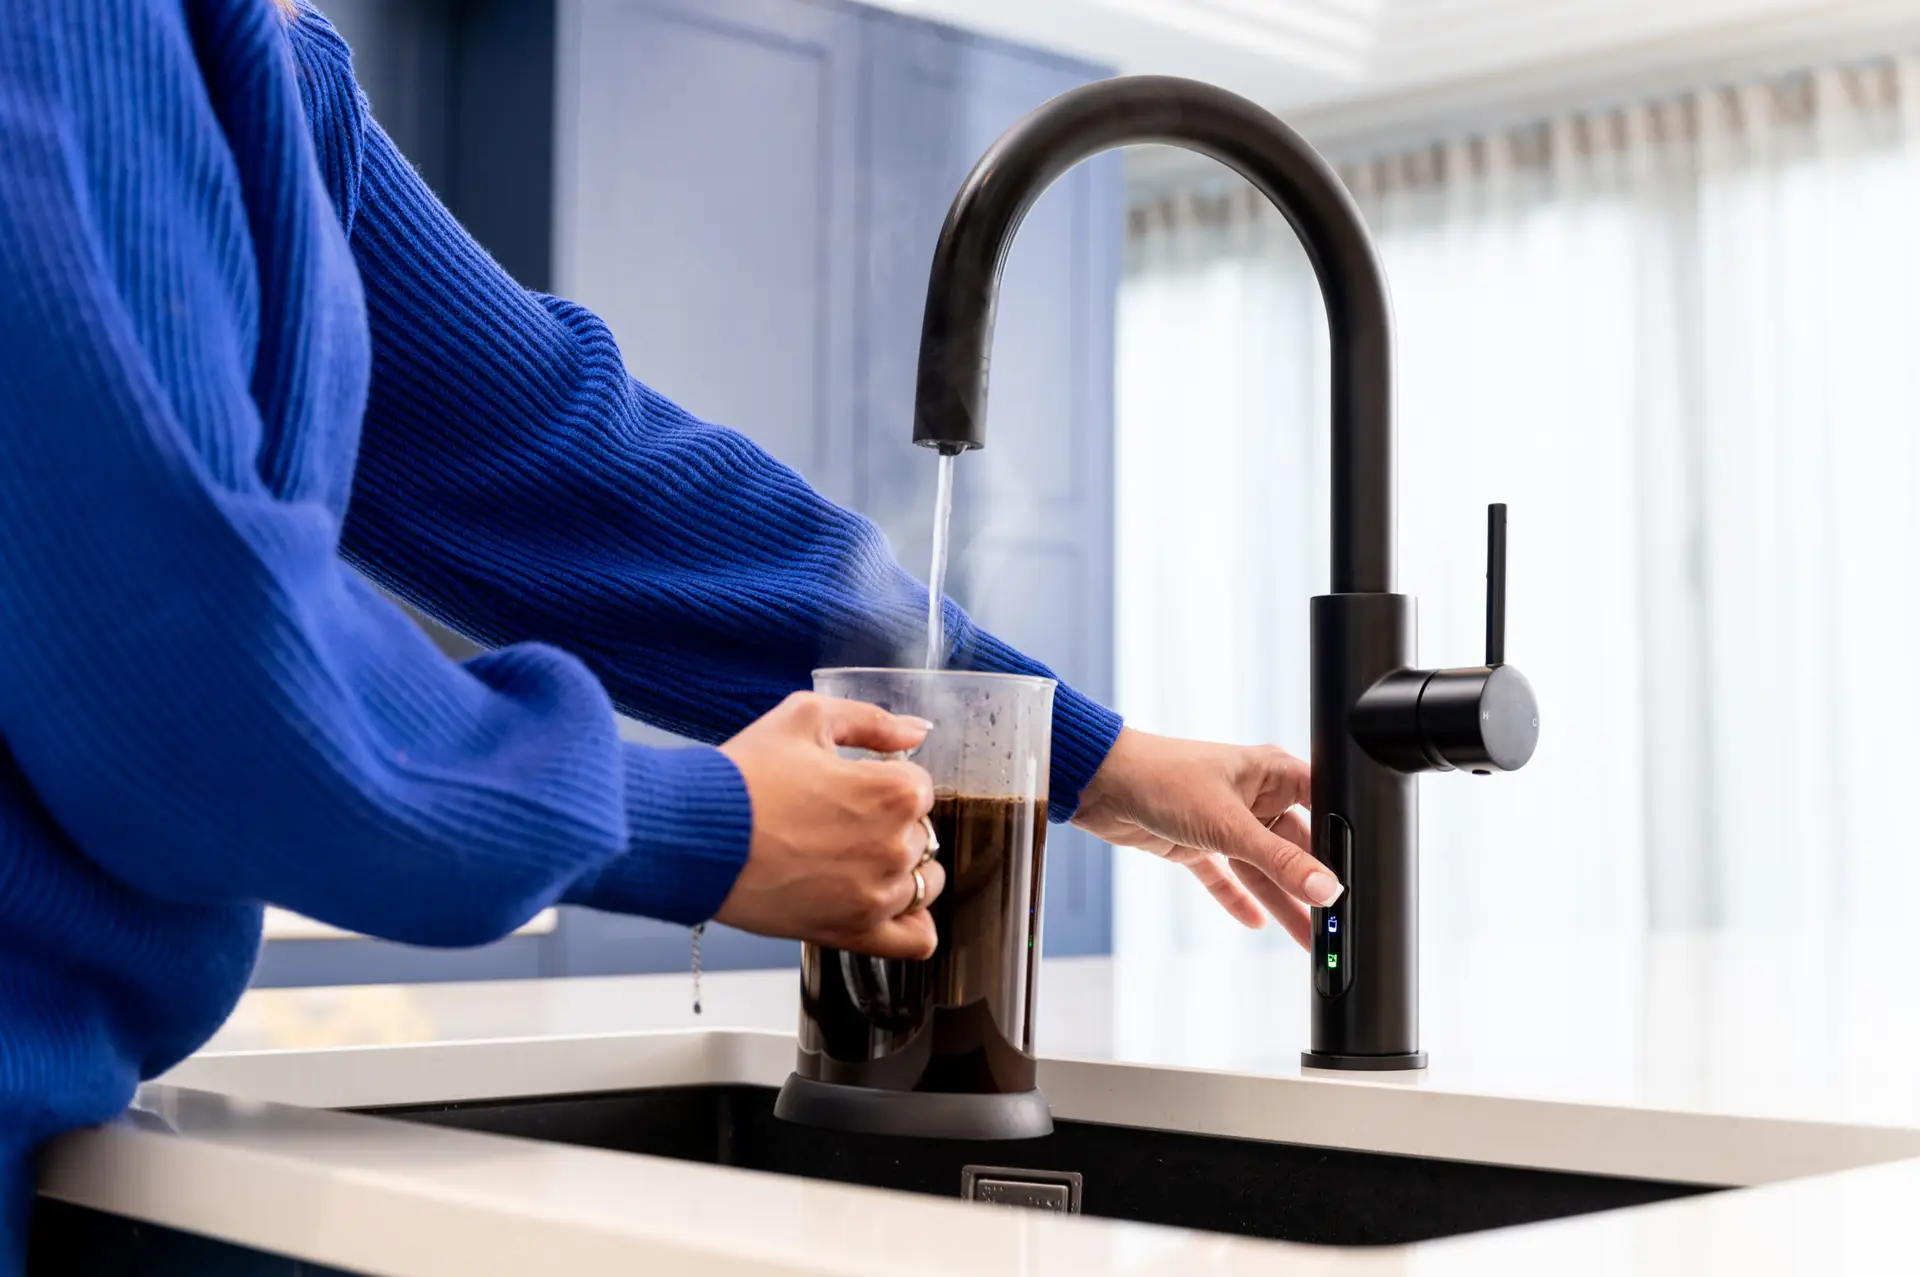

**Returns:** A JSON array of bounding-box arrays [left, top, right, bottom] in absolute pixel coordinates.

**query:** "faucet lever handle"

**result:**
[[1350, 500, 1538, 774], [1485, 503, 1507, 667]]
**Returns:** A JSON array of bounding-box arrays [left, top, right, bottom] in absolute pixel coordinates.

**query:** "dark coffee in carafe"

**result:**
[[796, 791, 1048, 1095]]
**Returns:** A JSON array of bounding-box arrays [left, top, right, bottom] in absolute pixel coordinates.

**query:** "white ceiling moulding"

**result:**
[[1320, 0, 1920, 150], [1154, 0, 1379, 55], [1121, 0, 1920, 189], [860, 0, 1920, 186], [862, 0, 1370, 81], [1376, 0, 1824, 79]]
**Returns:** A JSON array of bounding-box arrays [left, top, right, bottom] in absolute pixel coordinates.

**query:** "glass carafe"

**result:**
[[779, 667, 1056, 1138]]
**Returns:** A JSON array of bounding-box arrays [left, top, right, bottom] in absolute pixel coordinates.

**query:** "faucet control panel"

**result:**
[[1312, 815, 1352, 997]]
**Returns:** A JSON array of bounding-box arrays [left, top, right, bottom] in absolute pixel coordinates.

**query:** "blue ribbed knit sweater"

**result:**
[[0, 0, 1122, 1260]]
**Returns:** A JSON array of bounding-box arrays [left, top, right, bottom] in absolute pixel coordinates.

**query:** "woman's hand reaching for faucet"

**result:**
[[1072, 729, 1338, 949]]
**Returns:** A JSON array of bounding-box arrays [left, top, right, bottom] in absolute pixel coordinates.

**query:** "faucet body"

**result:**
[[913, 76, 1537, 1070]]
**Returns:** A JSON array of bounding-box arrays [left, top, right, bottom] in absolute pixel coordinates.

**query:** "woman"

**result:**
[[0, 0, 1340, 1261]]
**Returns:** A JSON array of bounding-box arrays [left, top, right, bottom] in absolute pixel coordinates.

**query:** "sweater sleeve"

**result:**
[[0, 0, 749, 944], [310, 34, 1125, 821]]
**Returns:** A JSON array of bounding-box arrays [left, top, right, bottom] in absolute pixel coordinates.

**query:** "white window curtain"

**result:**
[[1115, 57, 1920, 957]]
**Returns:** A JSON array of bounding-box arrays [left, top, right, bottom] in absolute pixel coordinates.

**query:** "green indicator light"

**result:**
[[1326, 954, 1339, 970]]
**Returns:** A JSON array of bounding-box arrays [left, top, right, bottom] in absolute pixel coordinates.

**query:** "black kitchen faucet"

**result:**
[[910, 76, 1539, 1070]]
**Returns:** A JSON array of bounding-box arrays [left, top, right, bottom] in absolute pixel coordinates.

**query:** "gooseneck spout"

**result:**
[[912, 75, 1394, 594], [911, 75, 1538, 1073]]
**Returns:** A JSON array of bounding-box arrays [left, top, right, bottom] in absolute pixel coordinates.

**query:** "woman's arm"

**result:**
[[0, 0, 749, 944], [293, 19, 1124, 821]]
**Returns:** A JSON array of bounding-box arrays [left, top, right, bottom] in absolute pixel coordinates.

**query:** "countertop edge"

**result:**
[[35, 1028, 1920, 1276]]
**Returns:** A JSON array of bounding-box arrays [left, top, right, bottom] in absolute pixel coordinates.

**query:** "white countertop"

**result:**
[[202, 929, 1920, 1126], [259, 906, 558, 942], [40, 931, 1920, 1273]]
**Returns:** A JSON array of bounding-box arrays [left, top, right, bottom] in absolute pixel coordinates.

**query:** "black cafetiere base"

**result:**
[[1301, 1050, 1429, 1072], [774, 1074, 1053, 1140]]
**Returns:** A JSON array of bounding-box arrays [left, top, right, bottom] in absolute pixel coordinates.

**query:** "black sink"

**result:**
[[369, 1083, 1721, 1247]]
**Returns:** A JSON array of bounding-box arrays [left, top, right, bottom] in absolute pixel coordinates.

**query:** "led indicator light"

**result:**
[[1326, 916, 1338, 934], [1326, 954, 1339, 970]]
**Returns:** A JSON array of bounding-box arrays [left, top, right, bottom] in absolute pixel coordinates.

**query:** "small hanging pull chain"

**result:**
[[690, 922, 705, 1016]]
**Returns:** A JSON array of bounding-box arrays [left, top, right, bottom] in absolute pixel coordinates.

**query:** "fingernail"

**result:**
[[908, 717, 935, 732], [1304, 871, 1344, 906]]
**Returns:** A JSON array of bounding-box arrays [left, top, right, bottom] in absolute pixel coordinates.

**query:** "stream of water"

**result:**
[[924, 451, 957, 670]]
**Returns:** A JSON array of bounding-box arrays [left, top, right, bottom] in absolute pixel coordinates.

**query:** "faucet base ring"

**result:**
[[1301, 1050, 1429, 1073]]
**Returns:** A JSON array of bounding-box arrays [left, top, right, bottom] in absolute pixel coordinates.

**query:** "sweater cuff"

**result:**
[[951, 617, 1125, 824], [563, 745, 753, 925]]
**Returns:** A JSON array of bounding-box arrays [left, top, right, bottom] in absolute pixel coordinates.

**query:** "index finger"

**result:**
[[1249, 746, 1312, 821], [1219, 806, 1342, 908]]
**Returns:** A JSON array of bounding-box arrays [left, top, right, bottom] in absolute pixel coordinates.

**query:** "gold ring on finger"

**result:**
[[909, 868, 927, 911]]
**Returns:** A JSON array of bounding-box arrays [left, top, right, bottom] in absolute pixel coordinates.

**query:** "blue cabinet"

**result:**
[[858, 14, 1120, 956], [273, 0, 1119, 986], [552, 0, 865, 505], [249, 930, 551, 989], [552, 0, 1118, 972], [545, 0, 866, 977]]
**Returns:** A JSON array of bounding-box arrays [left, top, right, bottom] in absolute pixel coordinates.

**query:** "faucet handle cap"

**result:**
[[1420, 664, 1540, 773]]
